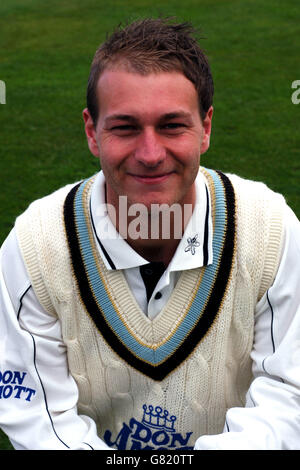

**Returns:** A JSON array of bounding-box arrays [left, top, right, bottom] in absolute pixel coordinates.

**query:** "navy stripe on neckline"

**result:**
[[63, 170, 236, 381], [203, 183, 210, 266], [89, 195, 116, 270]]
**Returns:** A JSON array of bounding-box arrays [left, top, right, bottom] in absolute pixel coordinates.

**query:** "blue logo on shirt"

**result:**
[[0, 370, 36, 402], [103, 404, 193, 450]]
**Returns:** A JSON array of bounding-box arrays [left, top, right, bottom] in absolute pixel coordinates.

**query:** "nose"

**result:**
[[134, 128, 166, 167]]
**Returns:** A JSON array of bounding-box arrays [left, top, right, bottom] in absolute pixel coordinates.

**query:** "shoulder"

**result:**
[[207, 170, 287, 231], [201, 167, 286, 203], [14, 175, 99, 232], [220, 170, 286, 234], [223, 172, 287, 297], [201, 167, 287, 226], [224, 171, 286, 207], [19, 180, 83, 217], [13, 178, 93, 314]]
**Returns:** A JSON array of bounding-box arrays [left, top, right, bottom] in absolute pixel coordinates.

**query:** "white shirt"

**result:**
[[0, 169, 300, 450]]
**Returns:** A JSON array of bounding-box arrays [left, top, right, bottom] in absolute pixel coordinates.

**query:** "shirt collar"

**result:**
[[90, 169, 213, 271]]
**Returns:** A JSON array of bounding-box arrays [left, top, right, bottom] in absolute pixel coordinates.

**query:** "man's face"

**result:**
[[83, 69, 213, 211]]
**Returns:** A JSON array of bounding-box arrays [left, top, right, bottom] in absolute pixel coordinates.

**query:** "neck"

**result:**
[[106, 197, 195, 266], [126, 236, 179, 266]]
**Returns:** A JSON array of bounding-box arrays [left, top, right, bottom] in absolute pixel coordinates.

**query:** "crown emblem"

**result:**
[[142, 405, 177, 433]]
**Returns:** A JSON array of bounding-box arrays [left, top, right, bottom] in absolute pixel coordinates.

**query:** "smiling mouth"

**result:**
[[128, 172, 174, 184]]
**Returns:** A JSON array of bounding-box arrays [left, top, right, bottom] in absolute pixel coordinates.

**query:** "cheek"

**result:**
[[98, 147, 122, 171], [172, 135, 201, 159], [179, 147, 201, 186], [98, 137, 134, 168], [179, 146, 201, 171]]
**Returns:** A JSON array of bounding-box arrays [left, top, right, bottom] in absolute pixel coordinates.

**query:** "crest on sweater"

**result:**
[[184, 234, 200, 255], [103, 404, 193, 450]]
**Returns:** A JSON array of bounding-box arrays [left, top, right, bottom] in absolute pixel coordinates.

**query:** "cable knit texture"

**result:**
[[15, 169, 284, 449]]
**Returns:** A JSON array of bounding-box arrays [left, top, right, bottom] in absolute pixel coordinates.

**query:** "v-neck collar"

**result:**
[[63, 168, 236, 381]]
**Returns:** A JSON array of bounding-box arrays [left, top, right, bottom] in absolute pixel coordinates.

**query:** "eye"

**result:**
[[163, 123, 183, 128], [161, 123, 187, 133], [110, 125, 138, 136], [111, 125, 135, 131]]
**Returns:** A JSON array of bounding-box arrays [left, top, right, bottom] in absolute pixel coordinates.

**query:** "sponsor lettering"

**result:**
[[103, 404, 193, 450], [0, 370, 36, 402]]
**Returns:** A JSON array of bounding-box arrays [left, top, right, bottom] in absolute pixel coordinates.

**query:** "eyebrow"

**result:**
[[161, 112, 192, 120], [104, 111, 193, 125], [105, 114, 135, 124]]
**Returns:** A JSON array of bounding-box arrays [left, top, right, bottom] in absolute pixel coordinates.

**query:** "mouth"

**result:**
[[128, 172, 174, 184]]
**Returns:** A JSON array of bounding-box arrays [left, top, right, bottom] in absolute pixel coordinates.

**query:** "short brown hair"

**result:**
[[87, 17, 214, 124]]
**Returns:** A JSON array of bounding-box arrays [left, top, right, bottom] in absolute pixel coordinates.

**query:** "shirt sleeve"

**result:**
[[194, 205, 300, 450], [0, 229, 112, 450]]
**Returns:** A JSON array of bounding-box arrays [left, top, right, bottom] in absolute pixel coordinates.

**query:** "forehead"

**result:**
[[96, 69, 200, 120]]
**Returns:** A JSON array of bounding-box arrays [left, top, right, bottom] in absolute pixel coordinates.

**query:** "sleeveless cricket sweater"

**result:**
[[15, 168, 285, 450]]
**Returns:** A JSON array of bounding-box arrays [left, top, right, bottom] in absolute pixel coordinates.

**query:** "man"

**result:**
[[0, 18, 300, 450]]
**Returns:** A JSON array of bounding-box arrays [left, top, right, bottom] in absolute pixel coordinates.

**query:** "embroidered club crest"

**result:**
[[184, 234, 200, 255]]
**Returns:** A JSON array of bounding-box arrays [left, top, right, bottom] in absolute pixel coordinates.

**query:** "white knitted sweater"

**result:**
[[15, 168, 284, 450]]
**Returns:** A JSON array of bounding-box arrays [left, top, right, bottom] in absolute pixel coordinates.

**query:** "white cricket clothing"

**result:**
[[0, 169, 300, 450]]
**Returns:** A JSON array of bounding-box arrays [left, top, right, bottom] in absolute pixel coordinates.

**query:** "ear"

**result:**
[[200, 106, 213, 155], [82, 108, 100, 157]]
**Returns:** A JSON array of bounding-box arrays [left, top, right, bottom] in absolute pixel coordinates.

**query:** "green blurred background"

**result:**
[[0, 0, 299, 450]]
